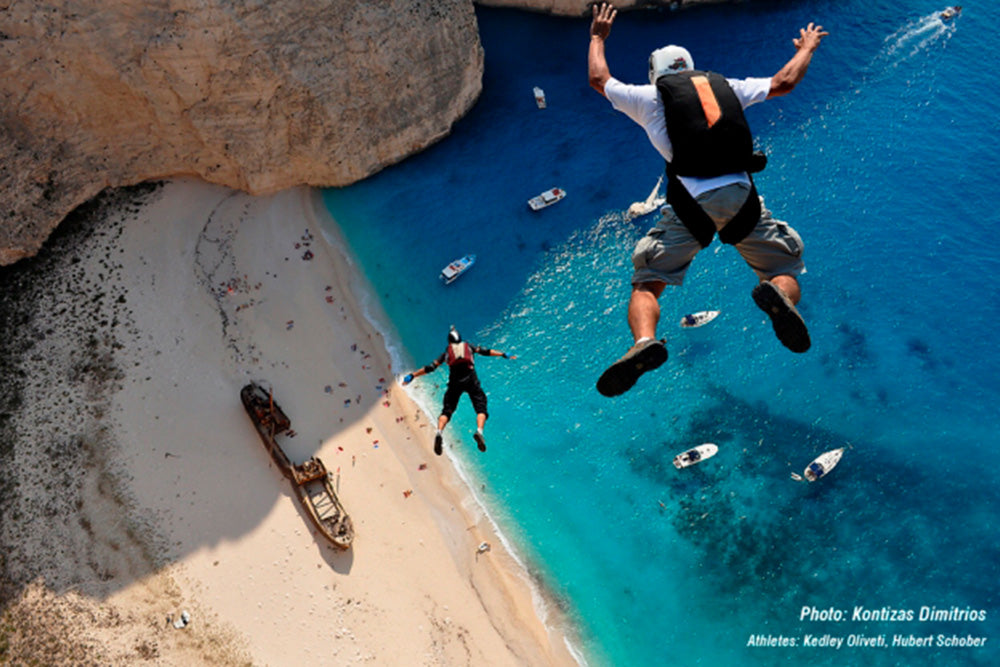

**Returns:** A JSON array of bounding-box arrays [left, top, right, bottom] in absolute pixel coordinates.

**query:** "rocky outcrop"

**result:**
[[0, 0, 483, 265], [0, 0, 730, 266]]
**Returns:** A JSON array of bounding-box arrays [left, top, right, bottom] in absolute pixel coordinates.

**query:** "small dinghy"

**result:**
[[791, 447, 845, 482], [680, 310, 720, 328], [673, 443, 718, 469]]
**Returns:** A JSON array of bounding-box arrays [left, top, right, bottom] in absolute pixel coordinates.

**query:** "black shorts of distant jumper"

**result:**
[[441, 379, 488, 419]]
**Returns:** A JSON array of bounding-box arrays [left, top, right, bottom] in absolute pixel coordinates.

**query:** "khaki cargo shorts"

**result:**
[[631, 182, 805, 286]]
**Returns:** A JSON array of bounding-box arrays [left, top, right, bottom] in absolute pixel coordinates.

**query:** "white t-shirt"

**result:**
[[604, 75, 771, 198]]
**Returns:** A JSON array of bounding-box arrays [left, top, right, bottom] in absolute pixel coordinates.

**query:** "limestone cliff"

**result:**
[[0, 0, 483, 265]]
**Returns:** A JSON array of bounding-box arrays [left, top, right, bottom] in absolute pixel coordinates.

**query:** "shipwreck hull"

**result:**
[[241, 382, 354, 549]]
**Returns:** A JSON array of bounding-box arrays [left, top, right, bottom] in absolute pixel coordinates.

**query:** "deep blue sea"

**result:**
[[322, 2, 1000, 664]]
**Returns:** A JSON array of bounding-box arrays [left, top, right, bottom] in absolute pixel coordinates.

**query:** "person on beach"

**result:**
[[587, 3, 828, 397], [401, 327, 516, 455]]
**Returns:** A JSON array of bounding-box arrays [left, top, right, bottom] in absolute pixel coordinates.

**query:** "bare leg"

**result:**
[[475, 413, 487, 432], [627, 281, 667, 342], [437, 414, 450, 431], [768, 274, 800, 304], [597, 281, 669, 397]]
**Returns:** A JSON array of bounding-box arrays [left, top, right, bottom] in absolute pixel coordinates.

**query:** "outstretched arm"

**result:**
[[477, 346, 517, 360], [401, 357, 443, 385], [588, 3, 618, 97], [768, 22, 829, 98], [402, 367, 426, 385]]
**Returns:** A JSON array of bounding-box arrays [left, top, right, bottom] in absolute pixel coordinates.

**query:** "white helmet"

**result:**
[[648, 45, 694, 84]]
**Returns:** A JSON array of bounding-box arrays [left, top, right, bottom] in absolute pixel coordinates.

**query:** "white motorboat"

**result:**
[[533, 86, 547, 109], [679, 310, 720, 328], [791, 447, 845, 482], [440, 254, 476, 285], [673, 443, 718, 469], [626, 174, 665, 219], [528, 187, 566, 211]]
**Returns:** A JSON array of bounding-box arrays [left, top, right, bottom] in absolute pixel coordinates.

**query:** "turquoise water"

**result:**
[[323, 2, 1000, 665]]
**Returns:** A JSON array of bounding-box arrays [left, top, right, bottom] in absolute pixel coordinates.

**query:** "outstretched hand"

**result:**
[[793, 22, 828, 52], [590, 2, 617, 41]]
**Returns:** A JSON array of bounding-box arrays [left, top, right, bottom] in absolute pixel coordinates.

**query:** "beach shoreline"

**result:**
[[0, 179, 581, 665], [309, 187, 585, 665]]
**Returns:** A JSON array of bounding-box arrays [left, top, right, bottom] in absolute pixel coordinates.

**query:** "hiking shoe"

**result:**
[[434, 433, 443, 456], [596, 339, 668, 397], [752, 281, 811, 353], [474, 432, 486, 452]]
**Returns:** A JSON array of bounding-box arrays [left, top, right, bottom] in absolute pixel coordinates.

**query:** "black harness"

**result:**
[[656, 70, 766, 247]]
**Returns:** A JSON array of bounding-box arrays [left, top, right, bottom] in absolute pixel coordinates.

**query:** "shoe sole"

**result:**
[[752, 282, 811, 353], [597, 341, 668, 397], [434, 434, 443, 456], [474, 432, 486, 452]]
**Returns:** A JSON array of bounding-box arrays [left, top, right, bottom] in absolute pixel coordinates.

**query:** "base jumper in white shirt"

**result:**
[[588, 3, 827, 397]]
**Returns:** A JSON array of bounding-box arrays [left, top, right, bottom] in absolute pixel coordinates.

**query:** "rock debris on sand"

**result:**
[[0, 185, 248, 665]]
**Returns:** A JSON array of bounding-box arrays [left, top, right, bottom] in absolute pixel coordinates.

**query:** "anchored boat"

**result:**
[[533, 86, 547, 109], [673, 443, 718, 469], [680, 310, 720, 328], [791, 447, 845, 482], [241, 382, 354, 549], [528, 187, 566, 211], [440, 254, 476, 285]]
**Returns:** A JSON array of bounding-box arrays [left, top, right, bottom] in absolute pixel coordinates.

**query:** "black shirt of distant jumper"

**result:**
[[424, 342, 490, 386]]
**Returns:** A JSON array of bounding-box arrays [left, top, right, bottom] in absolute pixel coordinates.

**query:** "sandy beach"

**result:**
[[0, 179, 579, 665]]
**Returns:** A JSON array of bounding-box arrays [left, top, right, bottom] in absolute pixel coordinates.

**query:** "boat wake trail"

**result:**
[[879, 13, 956, 66]]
